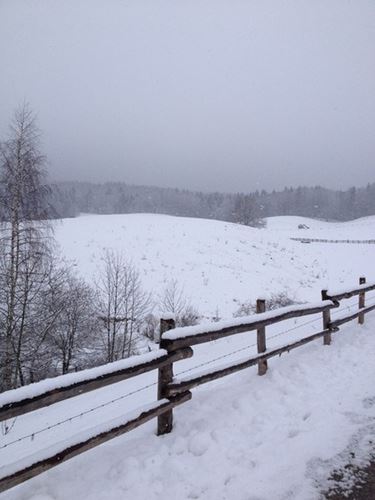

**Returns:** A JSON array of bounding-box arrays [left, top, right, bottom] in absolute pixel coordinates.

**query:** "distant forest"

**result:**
[[48, 181, 375, 226]]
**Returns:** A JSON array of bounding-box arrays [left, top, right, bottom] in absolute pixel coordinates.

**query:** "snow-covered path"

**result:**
[[3, 316, 375, 500]]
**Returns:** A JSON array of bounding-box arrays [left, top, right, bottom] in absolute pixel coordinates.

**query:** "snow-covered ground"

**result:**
[[54, 213, 375, 318], [2, 213, 375, 500]]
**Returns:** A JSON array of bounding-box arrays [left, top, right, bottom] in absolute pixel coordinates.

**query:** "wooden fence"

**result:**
[[291, 237, 375, 244], [1, 277, 375, 493]]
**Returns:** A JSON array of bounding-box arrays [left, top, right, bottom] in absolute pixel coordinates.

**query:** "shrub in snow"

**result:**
[[233, 292, 299, 317], [160, 280, 200, 328], [267, 292, 298, 310], [142, 313, 160, 342]]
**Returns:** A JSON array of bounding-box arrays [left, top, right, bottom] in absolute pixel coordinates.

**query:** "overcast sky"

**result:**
[[0, 0, 374, 192]]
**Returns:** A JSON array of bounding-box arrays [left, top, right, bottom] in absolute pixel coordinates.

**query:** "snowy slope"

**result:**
[[1, 214, 375, 500], [54, 213, 375, 317]]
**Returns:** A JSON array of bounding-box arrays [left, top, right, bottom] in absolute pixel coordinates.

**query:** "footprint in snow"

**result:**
[[363, 397, 375, 409], [288, 429, 300, 439], [188, 432, 211, 457], [171, 436, 187, 455]]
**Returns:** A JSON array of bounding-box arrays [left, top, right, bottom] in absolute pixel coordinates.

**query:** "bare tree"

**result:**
[[46, 270, 97, 374], [232, 193, 263, 226], [0, 103, 52, 390], [95, 250, 151, 362], [160, 279, 199, 327]]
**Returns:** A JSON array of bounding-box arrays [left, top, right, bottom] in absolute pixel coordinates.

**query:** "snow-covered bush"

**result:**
[[233, 292, 298, 318], [142, 313, 160, 342]]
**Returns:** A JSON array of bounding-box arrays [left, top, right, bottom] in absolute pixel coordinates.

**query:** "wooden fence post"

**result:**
[[321, 290, 331, 345], [359, 276, 366, 325], [157, 317, 176, 435], [256, 298, 267, 375]]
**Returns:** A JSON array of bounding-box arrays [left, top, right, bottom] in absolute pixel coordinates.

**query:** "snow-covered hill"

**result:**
[[55, 213, 375, 317], [2, 214, 375, 500]]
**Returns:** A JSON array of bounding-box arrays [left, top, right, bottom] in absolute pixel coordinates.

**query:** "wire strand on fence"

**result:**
[[176, 312, 325, 376], [0, 381, 157, 450]]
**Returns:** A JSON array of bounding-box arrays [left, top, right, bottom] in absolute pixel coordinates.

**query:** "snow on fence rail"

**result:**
[[160, 301, 335, 349], [0, 277, 374, 493], [0, 348, 193, 422]]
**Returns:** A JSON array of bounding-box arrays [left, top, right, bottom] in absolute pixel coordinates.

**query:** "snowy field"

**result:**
[[55, 213, 375, 318], [2, 213, 375, 500]]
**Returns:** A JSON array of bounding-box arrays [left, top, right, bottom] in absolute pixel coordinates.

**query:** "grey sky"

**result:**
[[0, 0, 374, 192]]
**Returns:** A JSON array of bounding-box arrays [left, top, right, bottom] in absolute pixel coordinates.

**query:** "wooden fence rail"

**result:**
[[324, 281, 375, 302], [0, 347, 193, 422], [159, 301, 336, 352], [1, 276, 374, 493]]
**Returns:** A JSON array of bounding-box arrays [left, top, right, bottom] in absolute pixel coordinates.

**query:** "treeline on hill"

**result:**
[[48, 181, 375, 225]]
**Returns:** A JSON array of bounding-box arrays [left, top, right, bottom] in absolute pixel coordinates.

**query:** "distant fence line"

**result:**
[[291, 237, 375, 244], [1, 278, 375, 493]]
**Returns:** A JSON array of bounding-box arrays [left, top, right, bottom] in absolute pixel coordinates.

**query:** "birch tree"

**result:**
[[0, 103, 52, 390]]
